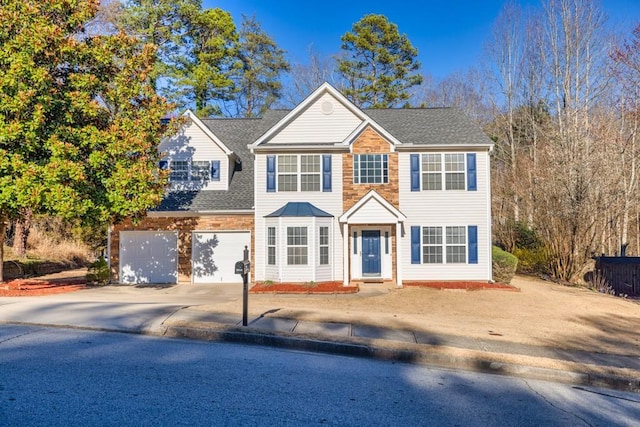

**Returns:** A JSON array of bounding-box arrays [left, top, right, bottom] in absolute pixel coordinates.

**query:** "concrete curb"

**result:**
[[162, 324, 640, 394]]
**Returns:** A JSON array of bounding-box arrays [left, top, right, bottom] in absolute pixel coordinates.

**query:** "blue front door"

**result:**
[[361, 230, 381, 276]]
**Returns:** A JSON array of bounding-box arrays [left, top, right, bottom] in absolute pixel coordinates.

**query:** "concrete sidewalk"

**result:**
[[1, 274, 639, 393], [160, 306, 640, 393]]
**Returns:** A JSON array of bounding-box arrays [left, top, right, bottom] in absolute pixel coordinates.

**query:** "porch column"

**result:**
[[343, 222, 349, 286], [395, 222, 403, 288]]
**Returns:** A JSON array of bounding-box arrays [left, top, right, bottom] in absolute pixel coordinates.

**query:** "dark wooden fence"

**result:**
[[593, 256, 640, 297]]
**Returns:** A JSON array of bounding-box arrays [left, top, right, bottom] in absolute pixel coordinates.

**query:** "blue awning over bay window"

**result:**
[[265, 202, 333, 217]]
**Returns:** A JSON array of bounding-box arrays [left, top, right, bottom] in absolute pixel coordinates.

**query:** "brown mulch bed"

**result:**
[[251, 281, 359, 294], [403, 281, 519, 291], [0, 277, 88, 297]]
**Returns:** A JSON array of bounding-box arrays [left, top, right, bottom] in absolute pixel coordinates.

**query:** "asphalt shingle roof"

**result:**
[[153, 107, 491, 213], [364, 108, 493, 146]]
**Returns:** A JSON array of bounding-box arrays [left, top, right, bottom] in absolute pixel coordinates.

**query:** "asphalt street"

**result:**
[[2, 325, 639, 426]]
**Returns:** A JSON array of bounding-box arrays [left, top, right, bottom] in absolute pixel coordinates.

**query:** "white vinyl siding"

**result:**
[[255, 153, 343, 283], [159, 119, 229, 191], [268, 93, 362, 145], [399, 150, 492, 281]]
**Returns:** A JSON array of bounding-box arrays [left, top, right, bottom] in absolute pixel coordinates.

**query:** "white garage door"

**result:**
[[119, 231, 178, 284], [192, 231, 251, 283]]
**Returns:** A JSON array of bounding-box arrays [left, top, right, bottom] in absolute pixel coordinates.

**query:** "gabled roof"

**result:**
[[180, 110, 234, 156], [265, 202, 333, 218], [153, 110, 287, 212], [339, 190, 407, 224], [250, 82, 377, 149]]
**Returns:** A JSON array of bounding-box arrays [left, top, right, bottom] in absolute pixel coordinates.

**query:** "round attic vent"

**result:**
[[320, 100, 334, 115]]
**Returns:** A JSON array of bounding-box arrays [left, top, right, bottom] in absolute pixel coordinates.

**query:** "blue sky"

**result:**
[[206, 0, 640, 79]]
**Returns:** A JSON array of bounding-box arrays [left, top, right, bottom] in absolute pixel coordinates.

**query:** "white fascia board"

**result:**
[[252, 144, 349, 153], [249, 82, 370, 151], [182, 110, 234, 156], [146, 210, 254, 217], [339, 190, 407, 223], [342, 119, 402, 151], [395, 143, 494, 151]]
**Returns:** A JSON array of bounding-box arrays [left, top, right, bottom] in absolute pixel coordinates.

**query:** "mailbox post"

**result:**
[[235, 246, 250, 326]]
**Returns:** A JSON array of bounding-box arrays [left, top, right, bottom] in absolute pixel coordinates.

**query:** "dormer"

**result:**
[[159, 110, 237, 192]]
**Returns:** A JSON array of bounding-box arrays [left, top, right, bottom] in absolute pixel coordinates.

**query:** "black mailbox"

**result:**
[[235, 261, 245, 275]]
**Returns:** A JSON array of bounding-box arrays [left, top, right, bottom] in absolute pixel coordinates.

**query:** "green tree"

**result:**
[[336, 14, 423, 108], [0, 0, 172, 281], [226, 15, 290, 118], [117, 0, 201, 91], [176, 7, 238, 116]]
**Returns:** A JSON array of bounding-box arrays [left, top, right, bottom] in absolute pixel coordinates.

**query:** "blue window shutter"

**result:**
[[159, 160, 168, 170], [322, 155, 332, 192], [467, 153, 477, 191], [266, 155, 276, 192], [211, 160, 220, 181], [410, 154, 420, 191], [411, 226, 421, 264], [468, 225, 478, 264]]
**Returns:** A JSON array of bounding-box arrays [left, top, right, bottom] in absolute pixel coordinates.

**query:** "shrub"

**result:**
[[513, 246, 550, 275], [492, 245, 518, 284], [86, 256, 110, 286]]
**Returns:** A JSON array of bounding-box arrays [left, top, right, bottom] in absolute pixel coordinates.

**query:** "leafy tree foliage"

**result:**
[[117, 0, 201, 90], [0, 0, 172, 280], [225, 15, 290, 118], [336, 14, 422, 108], [178, 7, 239, 117]]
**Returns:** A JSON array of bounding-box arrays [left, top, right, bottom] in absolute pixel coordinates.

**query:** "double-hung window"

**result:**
[[419, 153, 466, 190], [277, 155, 321, 192], [354, 154, 388, 184], [422, 227, 443, 263], [277, 155, 298, 191], [301, 155, 321, 191], [319, 226, 329, 265], [267, 227, 276, 266], [287, 227, 308, 265], [421, 226, 466, 264], [168, 160, 218, 182], [169, 161, 188, 182], [446, 226, 466, 263], [191, 161, 210, 181], [444, 154, 465, 190]]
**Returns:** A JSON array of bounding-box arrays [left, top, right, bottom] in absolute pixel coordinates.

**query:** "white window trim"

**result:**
[[267, 227, 276, 266], [420, 153, 466, 191], [276, 154, 321, 192], [353, 153, 389, 184], [420, 225, 467, 264], [318, 226, 330, 266], [169, 160, 211, 183], [286, 226, 308, 265]]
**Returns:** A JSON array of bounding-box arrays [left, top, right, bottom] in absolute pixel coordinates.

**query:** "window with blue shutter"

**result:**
[[322, 155, 332, 192], [410, 154, 420, 191], [266, 155, 276, 192], [466, 153, 477, 191], [159, 160, 168, 170], [411, 226, 421, 264], [468, 225, 478, 264], [211, 160, 220, 181]]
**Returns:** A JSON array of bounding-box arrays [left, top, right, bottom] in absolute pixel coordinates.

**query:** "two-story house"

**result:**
[[109, 83, 494, 286]]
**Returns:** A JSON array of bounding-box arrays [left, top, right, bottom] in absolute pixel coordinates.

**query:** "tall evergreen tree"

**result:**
[[226, 15, 290, 118], [336, 14, 422, 108]]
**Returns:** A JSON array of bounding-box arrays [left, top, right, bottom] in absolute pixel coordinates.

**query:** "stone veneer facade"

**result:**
[[342, 125, 399, 284], [110, 214, 254, 283]]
